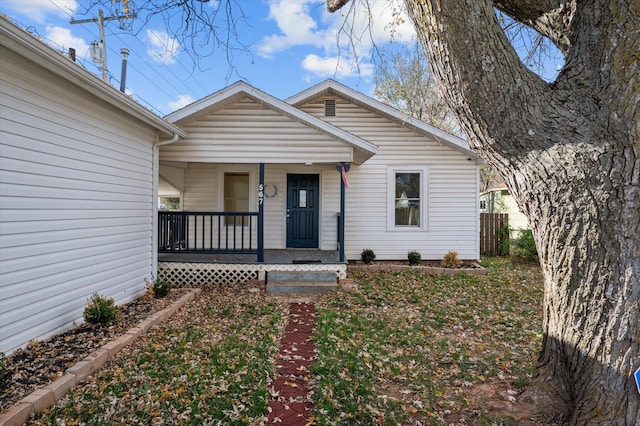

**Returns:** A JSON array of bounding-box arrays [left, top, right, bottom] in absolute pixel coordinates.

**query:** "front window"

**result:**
[[388, 167, 428, 230], [395, 172, 421, 226], [224, 173, 249, 225]]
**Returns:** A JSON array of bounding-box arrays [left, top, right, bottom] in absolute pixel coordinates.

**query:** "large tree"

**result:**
[[330, 0, 639, 423]]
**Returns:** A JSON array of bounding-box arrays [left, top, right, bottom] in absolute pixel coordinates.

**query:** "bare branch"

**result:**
[[327, 0, 352, 13], [493, 0, 576, 54]]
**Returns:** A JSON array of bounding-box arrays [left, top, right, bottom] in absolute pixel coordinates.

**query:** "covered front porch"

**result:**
[[157, 162, 350, 260], [156, 162, 350, 288]]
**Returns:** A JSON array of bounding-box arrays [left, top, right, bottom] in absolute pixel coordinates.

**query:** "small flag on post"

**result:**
[[341, 165, 349, 189]]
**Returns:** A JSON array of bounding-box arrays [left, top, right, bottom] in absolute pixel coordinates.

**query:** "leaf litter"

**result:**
[[4, 258, 558, 425]]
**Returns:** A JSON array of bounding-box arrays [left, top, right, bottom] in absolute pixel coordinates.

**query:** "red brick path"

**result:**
[[265, 302, 316, 425]]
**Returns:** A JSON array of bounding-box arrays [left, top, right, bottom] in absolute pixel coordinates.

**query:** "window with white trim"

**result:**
[[387, 167, 428, 230]]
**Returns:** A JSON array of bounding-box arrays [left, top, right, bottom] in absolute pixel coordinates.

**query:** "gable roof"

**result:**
[[286, 79, 479, 161], [480, 181, 509, 196], [0, 18, 185, 139], [165, 81, 377, 164]]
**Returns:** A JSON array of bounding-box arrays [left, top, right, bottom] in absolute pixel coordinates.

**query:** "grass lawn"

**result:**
[[32, 258, 543, 425]]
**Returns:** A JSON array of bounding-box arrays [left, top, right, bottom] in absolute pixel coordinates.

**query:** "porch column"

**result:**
[[337, 163, 350, 262], [258, 163, 265, 262]]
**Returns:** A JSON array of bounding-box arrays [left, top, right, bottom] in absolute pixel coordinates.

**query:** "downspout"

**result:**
[[152, 133, 180, 277]]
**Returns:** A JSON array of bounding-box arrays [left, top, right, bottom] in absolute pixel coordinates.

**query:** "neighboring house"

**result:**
[[480, 182, 530, 237], [160, 79, 482, 264], [0, 19, 185, 355]]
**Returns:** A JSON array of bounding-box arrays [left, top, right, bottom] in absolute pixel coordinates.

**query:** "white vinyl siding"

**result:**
[[298, 97, 479, 260], [320, 169, 340, 250], [161, 97, 352, 164], [0, 46, 157, 355]]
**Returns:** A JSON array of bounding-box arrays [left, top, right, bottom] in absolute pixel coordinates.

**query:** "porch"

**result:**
[[158, 249, 347, 288], [158, 249, 341, 264]]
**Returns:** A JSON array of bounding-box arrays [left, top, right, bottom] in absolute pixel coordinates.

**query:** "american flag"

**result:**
[[341, 166, 349, 189]]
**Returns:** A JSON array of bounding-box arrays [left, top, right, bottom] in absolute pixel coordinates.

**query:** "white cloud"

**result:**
[[258, 0, 415, 78], [146, 28, 180, 64], [2, 0, 78, 23], [302, 53, 373, 79], [167, 94, 194, 111], [257, 0, 326, 58], [45, 26, 89, 57]]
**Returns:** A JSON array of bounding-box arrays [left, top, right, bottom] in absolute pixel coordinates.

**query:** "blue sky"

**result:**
[[2, 0, 561, 117], [2, 0, 419, 115]]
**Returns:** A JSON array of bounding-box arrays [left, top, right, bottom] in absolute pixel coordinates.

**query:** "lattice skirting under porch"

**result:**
[[158, 262, 347, 287]]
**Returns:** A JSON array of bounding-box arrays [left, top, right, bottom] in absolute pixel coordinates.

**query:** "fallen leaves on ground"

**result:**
[[0, 290, 182, 411], [31, 283, 288, 425], [312, 258, 549, 425], [8, 258, 553, 425]]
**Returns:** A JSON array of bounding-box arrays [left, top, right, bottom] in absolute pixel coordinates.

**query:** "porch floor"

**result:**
[[158, 249, 342, 264]]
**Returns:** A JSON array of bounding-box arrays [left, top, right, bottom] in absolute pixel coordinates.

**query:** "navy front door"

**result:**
[[286, 174, 319, 248]]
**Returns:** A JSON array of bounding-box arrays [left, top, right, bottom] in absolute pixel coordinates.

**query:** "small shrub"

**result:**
[[407, 250, 421, 266], [441, 251, 462, 268], [150, 276, 172, 298], [360, 248, 376, 265], [497, 223, 511, 256], [511, 229, 538, 261], [83, 293, 119, 326]]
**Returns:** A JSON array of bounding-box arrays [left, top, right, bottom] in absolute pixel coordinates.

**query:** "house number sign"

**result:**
[[258, 183, 264, 205]]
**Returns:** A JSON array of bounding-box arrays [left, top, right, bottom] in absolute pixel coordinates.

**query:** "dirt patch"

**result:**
[[449, 380, 567, 425]]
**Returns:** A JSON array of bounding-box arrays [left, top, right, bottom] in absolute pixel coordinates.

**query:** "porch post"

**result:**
[[258, 163, 265, 262], [337, 163, 350, 262]]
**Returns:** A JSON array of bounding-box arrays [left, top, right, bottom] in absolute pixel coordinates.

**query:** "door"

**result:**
[[286, 174, 319, 248]]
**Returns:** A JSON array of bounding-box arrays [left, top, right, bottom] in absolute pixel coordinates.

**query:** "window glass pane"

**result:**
[[224, 173, 249, 225], [395, 172, 420, 226]]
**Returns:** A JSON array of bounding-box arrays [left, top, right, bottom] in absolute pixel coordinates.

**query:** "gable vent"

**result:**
[[324, 99, 336, 117]]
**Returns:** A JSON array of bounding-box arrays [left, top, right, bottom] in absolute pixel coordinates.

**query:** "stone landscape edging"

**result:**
[[348, 263, 487, 275], [0, 288, 202, 426]]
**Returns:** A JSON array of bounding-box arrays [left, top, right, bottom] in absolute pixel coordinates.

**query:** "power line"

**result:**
[[35, 1, 214, 113], [70, 9, 136, 82]]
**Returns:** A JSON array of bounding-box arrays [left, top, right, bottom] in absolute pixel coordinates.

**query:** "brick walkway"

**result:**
[[265, 302, 317, 425]]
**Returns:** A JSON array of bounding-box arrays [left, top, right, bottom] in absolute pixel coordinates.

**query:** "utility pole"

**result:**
[[70, 9, 136, 83]]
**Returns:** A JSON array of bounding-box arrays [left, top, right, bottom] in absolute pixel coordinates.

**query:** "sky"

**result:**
[[1, 0, 561, 117], [2, 0, 420, 115]]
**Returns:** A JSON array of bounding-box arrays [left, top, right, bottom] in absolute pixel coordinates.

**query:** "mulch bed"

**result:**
[[350, 260, 482, 269], [0, 290, 181, 412]]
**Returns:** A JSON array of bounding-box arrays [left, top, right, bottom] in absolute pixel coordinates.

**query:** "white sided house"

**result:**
[[0, 17, 482, 354], [157, 80, 482, 285], [0, 19, 185, 355]]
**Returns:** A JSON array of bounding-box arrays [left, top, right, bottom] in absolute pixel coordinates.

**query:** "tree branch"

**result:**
[[493, 0, 576, 54], [327, 0, 351, 13], [403, 0, 552, 158]]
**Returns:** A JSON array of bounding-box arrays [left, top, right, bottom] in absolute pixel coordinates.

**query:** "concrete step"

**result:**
[[266, 271, 338, 294]]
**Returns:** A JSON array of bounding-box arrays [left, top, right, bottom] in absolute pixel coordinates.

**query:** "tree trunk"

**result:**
[[402, 0, 639, 423]]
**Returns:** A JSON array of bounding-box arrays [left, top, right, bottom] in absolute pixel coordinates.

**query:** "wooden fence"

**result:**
[[480, 213, 509, 256]]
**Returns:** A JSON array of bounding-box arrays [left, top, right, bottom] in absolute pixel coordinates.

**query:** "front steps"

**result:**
[[266, 271, 338, 294]]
